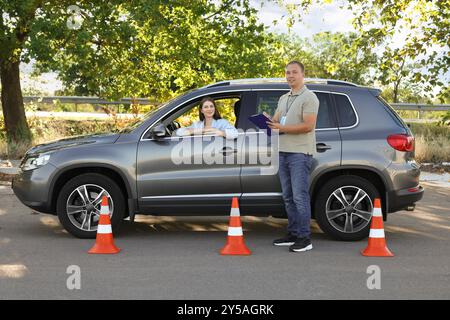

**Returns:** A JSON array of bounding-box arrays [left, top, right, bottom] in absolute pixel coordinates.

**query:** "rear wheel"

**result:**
[[314, 175, 380, 241], [56, 173, 125, 238]]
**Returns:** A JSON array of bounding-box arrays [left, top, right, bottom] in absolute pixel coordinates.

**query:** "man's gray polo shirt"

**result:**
[[275, 85, 319, 155]]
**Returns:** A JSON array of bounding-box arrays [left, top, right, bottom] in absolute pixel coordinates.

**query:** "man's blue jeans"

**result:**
[[278, 151, 313, 238]]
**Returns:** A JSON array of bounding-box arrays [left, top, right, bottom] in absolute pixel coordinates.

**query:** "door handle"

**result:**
[[316, 143, 332, 153], [221, 147, 237, 155]]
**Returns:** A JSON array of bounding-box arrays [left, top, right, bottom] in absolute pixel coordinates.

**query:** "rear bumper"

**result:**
[[385, 159, 424, 213], [387, 185, 424, 213]]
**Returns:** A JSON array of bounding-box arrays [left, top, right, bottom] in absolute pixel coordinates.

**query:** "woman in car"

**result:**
[[175, 97, 239, 139]]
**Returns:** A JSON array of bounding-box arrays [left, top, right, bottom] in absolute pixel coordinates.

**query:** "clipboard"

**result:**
[[248, 113, 274, 136]]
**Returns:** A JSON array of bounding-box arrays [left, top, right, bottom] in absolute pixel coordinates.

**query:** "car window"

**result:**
[[333, 93, 357, 127], [174, 97, 239, 128], [314, 92, 334, 129], [256, 92, 282, 116], [256, 91, 335, 129]]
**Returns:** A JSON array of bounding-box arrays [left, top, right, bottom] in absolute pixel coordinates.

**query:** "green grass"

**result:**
[[0, 116, 135, 159], [407, 123, 450, 163], [396, 110, 447, 121]]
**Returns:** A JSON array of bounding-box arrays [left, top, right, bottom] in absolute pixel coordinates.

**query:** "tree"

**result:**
[[29, 1, 282, 101], [271, 32, 377, 84], [347, 0, 449, 101], [306, 32, 377, 85], [275, 0, 449, 100], [0, 0, 41, 153], [0, 0, 282, 154]]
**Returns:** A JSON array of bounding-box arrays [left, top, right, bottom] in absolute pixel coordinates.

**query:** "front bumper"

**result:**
[[12, 163, 58, 214]]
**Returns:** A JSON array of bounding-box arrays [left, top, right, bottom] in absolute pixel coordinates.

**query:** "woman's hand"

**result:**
[[202, 128, 225, 137], [184, 128, 203, 135]]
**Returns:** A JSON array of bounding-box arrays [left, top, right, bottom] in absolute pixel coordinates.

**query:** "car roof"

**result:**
[[193, 78, 380, 95]]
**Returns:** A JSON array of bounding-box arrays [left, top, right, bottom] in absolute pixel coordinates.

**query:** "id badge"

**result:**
[[280, 116, 287, 125]]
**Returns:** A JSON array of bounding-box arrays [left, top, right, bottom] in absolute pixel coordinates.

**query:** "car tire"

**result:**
[[56, 173, 125, 239], [314, 175, 380, 241]]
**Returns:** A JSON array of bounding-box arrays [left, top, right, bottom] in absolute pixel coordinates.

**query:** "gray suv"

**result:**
[[12, 78, 424, 241]]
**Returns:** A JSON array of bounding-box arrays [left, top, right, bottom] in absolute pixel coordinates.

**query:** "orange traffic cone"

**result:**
[[361, 198, 393, 257], [220, 197, 251, 255], [88, 196, 121, 254]]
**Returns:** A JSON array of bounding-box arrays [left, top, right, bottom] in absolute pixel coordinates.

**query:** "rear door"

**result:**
[[238, 89, 342, 215]]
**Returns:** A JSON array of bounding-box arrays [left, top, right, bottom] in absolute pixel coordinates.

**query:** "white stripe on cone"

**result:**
[[228, 227, 243, 236], [369, 229, 385, 238], [230, 208, 240, 217], [97, 224, 112, 234], [100, 206, 110, 215], [372, 207, 382, 217]]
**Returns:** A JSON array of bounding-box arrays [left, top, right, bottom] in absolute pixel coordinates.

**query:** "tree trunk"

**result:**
[[393, 81, 400, 103], [0, 60, 32, 157]]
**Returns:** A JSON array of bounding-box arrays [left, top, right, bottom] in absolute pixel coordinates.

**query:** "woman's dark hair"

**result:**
[[198, 97, 222, 121]]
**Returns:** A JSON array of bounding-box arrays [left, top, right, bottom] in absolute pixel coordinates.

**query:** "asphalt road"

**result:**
[[0, 181, 449, 300]]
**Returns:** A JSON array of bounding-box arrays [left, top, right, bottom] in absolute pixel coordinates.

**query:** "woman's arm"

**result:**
[[175, 121, 202, 136], [215, 119, 239, 139]]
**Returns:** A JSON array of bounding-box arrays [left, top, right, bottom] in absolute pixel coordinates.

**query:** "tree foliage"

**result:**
[[274, 32, 377, 85], [276, 0, 449, 101], [28, 1, 282, 100], [345, 0, 449, 100]]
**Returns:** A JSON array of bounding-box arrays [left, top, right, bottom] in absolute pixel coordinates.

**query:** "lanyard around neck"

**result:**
[[285, 95, 299, 114]]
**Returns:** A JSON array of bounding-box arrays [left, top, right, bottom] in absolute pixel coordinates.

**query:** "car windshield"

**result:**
[[119, 94, 185, 133], [119, 107, 163, 134], [119, 87, 202, 133]]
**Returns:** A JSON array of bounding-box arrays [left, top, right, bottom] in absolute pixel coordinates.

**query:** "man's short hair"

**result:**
[[286, 61, 305, 73]]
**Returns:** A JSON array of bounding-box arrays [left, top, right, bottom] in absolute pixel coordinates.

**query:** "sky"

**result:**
[[254, 0, 356, 37]]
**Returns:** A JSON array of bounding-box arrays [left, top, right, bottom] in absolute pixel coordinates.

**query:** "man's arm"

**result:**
[[267, 113, 317, 134]]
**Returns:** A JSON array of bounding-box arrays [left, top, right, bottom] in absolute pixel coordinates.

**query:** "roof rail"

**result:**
[[206, 78, 359, 88]]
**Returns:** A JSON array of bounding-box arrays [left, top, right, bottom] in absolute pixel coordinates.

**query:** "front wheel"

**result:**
[[314, 175, 380, 241], [56, 173, 125, 238]]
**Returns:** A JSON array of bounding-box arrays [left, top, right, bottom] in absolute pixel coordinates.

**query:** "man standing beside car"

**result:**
[[266, 61, 319, 252]]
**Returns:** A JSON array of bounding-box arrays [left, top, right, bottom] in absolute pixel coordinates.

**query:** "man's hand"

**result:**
[[266, 120, 283, 131], [266, 113, 317, 134], [263, 112, 272, 120], [264, 111, 281, 123]]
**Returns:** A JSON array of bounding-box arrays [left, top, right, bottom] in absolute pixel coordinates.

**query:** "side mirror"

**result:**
[[150, 123, 166, 138]]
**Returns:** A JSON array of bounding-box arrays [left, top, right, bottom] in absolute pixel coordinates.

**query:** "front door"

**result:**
[[136, 93, 247, 215]]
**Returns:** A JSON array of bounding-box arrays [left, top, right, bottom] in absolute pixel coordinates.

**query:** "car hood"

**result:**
[[26, 133, 121, 155]]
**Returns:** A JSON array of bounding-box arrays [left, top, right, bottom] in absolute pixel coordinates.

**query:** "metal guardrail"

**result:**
[[391, 103, 450, 111], [22, 96, 159, 105], [19, 96, 449, 110], [2, 97, 447, 120], [391, 103, 449, 121], [20, 96, 160, 114]]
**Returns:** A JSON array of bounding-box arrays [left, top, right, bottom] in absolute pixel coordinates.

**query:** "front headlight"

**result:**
[[21, 154, 51, 171]]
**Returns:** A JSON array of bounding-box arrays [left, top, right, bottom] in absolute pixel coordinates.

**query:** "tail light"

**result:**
[[387, 134, 415, 152]]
